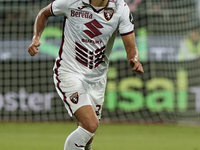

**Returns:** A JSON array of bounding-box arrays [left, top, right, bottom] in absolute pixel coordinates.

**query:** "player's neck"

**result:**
[[90, 0, 109, 7]]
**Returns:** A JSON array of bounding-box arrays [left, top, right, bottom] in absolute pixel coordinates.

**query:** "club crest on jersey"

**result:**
[[104, 8, 114, 21], [70, 92, 79, 104]]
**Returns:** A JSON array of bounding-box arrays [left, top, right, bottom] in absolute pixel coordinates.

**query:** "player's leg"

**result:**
[[75, 105, 99, 133], [76, 107, 97, 150], [64, 105, 98, 150], [76, 124, 94, 150], [84, 136, 94, 150], [80, 77, 106, 150], [53, 73, 99, 150]]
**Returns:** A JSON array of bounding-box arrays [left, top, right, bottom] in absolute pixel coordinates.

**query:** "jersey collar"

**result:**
[[82, 0, 116, 9]]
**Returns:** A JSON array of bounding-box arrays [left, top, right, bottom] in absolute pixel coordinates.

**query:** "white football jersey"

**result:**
[[52, 0, 134, 83]]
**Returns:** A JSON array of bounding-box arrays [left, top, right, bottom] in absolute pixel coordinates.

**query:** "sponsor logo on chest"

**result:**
[[71, 10, 93, 19]]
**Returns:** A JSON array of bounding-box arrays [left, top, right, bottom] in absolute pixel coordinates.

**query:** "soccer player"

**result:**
[[28, 0, 144, 149]]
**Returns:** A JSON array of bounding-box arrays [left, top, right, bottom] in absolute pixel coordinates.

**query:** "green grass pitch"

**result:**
[[0, 122, 200, 150]]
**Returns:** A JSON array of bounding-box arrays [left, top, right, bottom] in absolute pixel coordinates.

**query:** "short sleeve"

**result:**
[[51, 0, 70, 16], [118, 3, 134, 36]]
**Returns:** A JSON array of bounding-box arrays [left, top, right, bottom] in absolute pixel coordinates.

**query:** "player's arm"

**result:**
[[28, 4, 54, 56], [121, 32, 144, 75]]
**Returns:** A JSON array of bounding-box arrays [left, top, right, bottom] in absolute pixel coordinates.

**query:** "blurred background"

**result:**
[[1, 0, 200, 124]]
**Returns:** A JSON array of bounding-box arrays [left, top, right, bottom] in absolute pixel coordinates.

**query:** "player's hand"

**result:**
[[28, 36, 41, 56], [129, 59, 144, 75]]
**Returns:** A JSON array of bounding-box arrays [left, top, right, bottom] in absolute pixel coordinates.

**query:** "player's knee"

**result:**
[[82, 119, 99, 133], [86, 119, 99, 133], [89, 121, 99, 133]]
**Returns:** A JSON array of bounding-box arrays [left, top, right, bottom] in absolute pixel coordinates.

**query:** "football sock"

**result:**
[[64, 126, 94, 150]]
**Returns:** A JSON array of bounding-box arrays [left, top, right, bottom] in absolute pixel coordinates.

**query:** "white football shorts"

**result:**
[[53, 72, 107, 120]]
